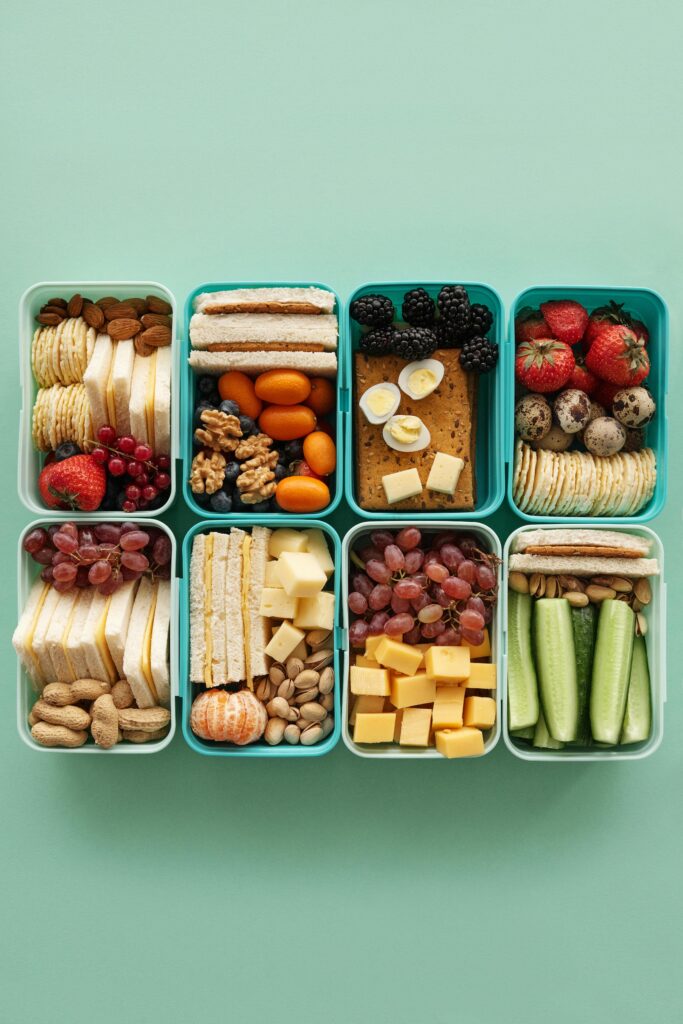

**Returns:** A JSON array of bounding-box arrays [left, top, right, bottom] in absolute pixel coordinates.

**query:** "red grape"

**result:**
[[121, 566, 142, 581], [78, 545, 99, 563], [349, 620, 369, 647], [461, 627, 485, 646], [441, 544, 464, 570], [385, 613, 414, 636], [366, 559, 392, 585], [53, 531, 78, 554], [88, 560, 112, 585], [437, 629, 462, 645], [121, 551, 149, 572], [351, 573, 373, 598], [403, 549, 424, 573], [412, 573, 428, 590], [94, 524, 121, 544], [443, 576, 471, 600], [457, 560, 477, 583], [460, 609, 485, 632], [155, 564, 171, 579], [460, 537, 479, 558], [483, 605, 493, 624], [476, 563, 497, 590], [152, 536, 172, 566], [467, 596, 486, 617], [53, 580, 75, 593], [370, 530, 393, 551], [368, 584, 392, 610], [97, 578, 120, 596], [40, 567, 54, 583], [431, 586, 452, 609], [53, 562, 77, 583], [425, 562, 448, 583], [411, 591, 432, 612], [359, 545, 383, 563], [383, 544, 405, 572], [418, 604, 443, 624], [33, 547, 55, 566], [395, 527, 421, 551], [403, 625, 422, 645], [368, 612, 390, 635], [348, 591, 368, 615], [434, 531, 456, 547], [23, 528, 48, 554], [394, 579, 422, 600], [75, 566, 90, 587], [421, 620, 446, 638], [120, 530, 150, 552], [390, 594, 410, 614]]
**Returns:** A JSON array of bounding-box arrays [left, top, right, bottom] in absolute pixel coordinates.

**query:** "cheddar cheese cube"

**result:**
[[265, 621, 306, 662], [364, 635, 383, 661], [293, 591, 335, 631], [268, 529, 308, 557], [465, 629, 491, 660], [354, 655, 376, 668], [349, 694, 385, 725], [375, 637, 423, 677], [277, 551, 327, 598], [432, 685, 466, 729], [303, 529, 334, 577], [393, 707, 404, 742], [435, 727, 485, 758], [389, 673, 436, 709], [400, 707, 432, 747], [259, 587, 298, 620], [424, 645, 470, 683], [467, 662, 497, 689], [350, 665, 390, 696], [463, 696, 496, 730], [354, 713, 396, 744]]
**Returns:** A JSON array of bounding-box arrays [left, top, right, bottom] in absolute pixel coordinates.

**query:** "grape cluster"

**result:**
[[23, 521, 172, 595], [348, 528, 499, 649], [88, 425, 171, 512]]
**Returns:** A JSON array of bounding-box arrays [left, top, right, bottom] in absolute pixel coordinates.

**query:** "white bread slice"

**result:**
[[189, 534, 206, 684], [129, 353, 152, 445], [30, 586, 61, 686], [45, 590, 79, 682], [508, 553, 659, 577], [105, 580, 138, 677], [226, 529, 246, 683], [12, 580, 51, 688], [153, 344, 172, 456], [150, 579, 171, 706], [65, 589, 94, 680], [247, 527, 271, 680], [112, 339, 135, 436], [189, 313, 338, 349], [209, 532, 229, 686], [83, 333, 114, 432], [194, 287, 335, 316], [513, 529, 650, 556], [189, 349, 337, 378], [83, 592, 118, 683], [123, 576, 158, 707]]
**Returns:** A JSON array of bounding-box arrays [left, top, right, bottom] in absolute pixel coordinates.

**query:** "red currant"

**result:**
[[155, 455, 171, 470], [90, 447, 108, 464], [122, 500, 138, 513], [97, 425, 117, 445], [108, 457, 126, 476], [134, 444, 153, 462], [136, 472, 149, 486], [118, 435, 136, 455], [127, 461, 143, 477], [154, 472, 171, 490], [125, 484, 141, 501], [142, 485, 158, 502]]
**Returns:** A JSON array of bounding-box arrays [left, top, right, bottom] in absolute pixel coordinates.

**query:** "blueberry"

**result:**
[[224, 462, 240, 485], [197, 375, 217, 397], [231, 493, 247, 511], [239, 415, 257, 437], [209, 491, 232, 513], [194, 491, 210, 506], [194, 400, 214, 428], [54, 442, 82, 462], [274, 464, 288, 482], [250, 500, 271, 513], [283, 440, 304, 463], [220, 399, 240, 417]]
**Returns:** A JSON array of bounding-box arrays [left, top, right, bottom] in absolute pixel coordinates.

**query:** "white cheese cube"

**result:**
[[293, 591, 335, 631], [303, 529, 334, 577], [426, 452, 464, 495], [276, 551, 327, 598], [265, 621, 306, 662], [259, 588, 298, 620], [382, 468, 423, 504], [264, 561, 283, 588], [268, 529, 307, 558]]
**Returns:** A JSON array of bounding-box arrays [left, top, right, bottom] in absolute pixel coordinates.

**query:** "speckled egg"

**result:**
[[586, 400, 606, 425], [515, 394, 552, 442], [553, 389, 592, 433], [612, 387, 656, 428], [583, 416, 627, 457], [532, 423, 574, 452], [623, 427, 645, 453]]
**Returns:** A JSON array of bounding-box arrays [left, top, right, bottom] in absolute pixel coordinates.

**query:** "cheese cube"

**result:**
[[354, 655, 376, 668], [400, 707, 432, 746], [467, 662, 497, 689], [303, 529, 334, 576], [354, 713, 396, 744], [265, 621, 306, 662], [432, 685, 466, 729], [389, 673, 436, 709], [393, 707, 404, 742], [268, 529, 307, 557], [259, 587, 298, 620], [264, 561, 283, 588], [350, 665, 390, 696], [364, 635, 383, 661], [277, 551, 326, 598], [465, 629, 491, 660], [426, 452, 464, 495], [382, 468, 423, 504], [463, 696, 496, 729], [425, 645, 470, 683], [349, 694, 385, 725], [375, 637, 423, 677], [293, 591, 335, 631], [435, 727, 485, 758]]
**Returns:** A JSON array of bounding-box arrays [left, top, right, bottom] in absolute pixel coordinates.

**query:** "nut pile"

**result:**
[[29, 678, 171, 748], [258, 632, 334, 746], [36, 293, 172, 356], [509, 571, 651, 634]]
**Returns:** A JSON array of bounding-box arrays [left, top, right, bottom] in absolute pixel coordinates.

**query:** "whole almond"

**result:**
[[139, 325, 171, 347], [67, 294, 84, 317], [83, 302, 105, 330], [96, 296, 118, 310], [141, 312, 171, 329], [40, 304, 67, 318], [47, 297, 67, 309], [108, 318, 142, 340], [37, 312, 63, 326], [105, 302, 139, 321], [146, 294, 172, 315], [134, 337, 155, 356], [124, 297, 147, 314]]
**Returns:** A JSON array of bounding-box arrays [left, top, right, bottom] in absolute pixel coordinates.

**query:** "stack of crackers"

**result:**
[[32, 384, 92, 451], [31, 319, 96, 452], [513, 440, 656, 517]]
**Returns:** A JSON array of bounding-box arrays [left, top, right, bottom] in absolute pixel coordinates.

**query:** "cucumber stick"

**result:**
[[533, 599, 578, 742], [507, 591, 539, 731], [570, 605, 596, 746], [510, 725, 535, 740], [533, 708, 564, 750], [590, 600, 635, 745], [620, 634, 652, 744]]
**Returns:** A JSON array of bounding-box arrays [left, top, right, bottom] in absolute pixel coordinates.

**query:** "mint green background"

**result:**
[[2, 1, 682, 1021]]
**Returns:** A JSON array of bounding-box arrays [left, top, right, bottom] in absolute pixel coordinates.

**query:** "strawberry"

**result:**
[[515, 338, 575, 393], [632, 318, 649, 344], [515, 307, 550, 343], [593, 379, 622, 410], [539, 299, 588, 345], [567, 359, 598, 396], [585, 324, 650, 387], [584, 301, 649, 350], [38, 454, 106, 511]]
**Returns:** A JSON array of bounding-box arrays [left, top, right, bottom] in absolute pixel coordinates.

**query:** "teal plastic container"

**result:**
[[507, 286, 668, 523], [179, 517, 341, 757], [344, 281, 506, 520], [181, 282, 344, 519]]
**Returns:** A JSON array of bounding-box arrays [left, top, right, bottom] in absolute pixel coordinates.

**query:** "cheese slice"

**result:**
[[112, 339, 135, 436], [145, 349, 158, 451], [153, 345, 171, 455], [150, 579, 171, 706], [12, 580, 51, 688], [45, 590, 79, 683], [31, 586, 61, 685], [123, 577, 158, 707], [140, 583, 159, 705], [104, 580, 138, 677], [105, 341, 117, 430], [65, 589, 94, 680], [129, 353, 152, 444], [84, 592, 118, 683]]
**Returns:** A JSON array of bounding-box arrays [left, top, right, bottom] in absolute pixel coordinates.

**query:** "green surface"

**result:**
[[2, 1, 682, 1021]]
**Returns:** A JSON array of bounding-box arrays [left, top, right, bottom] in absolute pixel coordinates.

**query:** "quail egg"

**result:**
[[398, 358, 444, 400], [359, 382, 401, 425], [553, 389, 592, 434], [612, 387, 656, 428], [515, 394, 552, 442], [531, 424, 574, 452], [583, 416, 626, 457], [382, 415, 431, 452]]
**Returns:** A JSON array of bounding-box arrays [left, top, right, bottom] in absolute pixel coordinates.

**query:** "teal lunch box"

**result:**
[[506, 286, 668, 523], [344, 281, 506, 521], [181, 282, 344, 519], [179, 517, 342, 757]]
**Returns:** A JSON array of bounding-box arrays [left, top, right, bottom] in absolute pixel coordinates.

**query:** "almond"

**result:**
[[37, 312, 63, 326], [83, 302, 105, 330], [124, 297, 147, 314], [95, 296, 117, 310], [39, 305, 67, 319], [134, 337, 155, 356], [67, 293, 84, 317], [141, 312, 171, 329], [104, 302, 139, 321], [47, 297, 67, 309], [146, 294, 172, 315], [138, 325, 171, 348], [107, 318, 142, 340]]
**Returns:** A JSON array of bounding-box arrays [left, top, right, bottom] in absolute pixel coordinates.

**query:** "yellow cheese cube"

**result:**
[[400, 707, 432, 746], [293, 591, 335, 631], [277, 551, 327, 598], [375, 637, 423, 677], [389, 673, 436, 709], [424, 645, 470, 683], [259, 587, 298, 620], [264, 561, 283, 588], [265, 621, 306, 662], [393, 707, 404, 742], [354, 655, 376, 668], [432, 685, 466, 729], [350, 665, 390, 696], [303, 529, 334, 576], [435, 727, 485, 758], [364, 635, 383, 661], [467, 662, 497, 689], [268, 529, 307, 557], [465, 629, 491, 660], [382, 467, 423, 504], [463, 696, 496, 729], [349, 694, 385, 725], [354, 713, 396, 744]]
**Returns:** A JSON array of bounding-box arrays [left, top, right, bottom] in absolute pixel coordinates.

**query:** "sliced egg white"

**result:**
[[359, 382, 401, 425], [398, 358, 444, 400], [382, 416, 431, 453]]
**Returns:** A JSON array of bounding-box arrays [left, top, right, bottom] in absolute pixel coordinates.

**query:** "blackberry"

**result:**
[[469, 303, 494, 337], [359, 326, 397, 356], [434, 318, 458, 348], [401, 288, 435, 327], [437, 285, 472, 340], [350, 293, 395, 328], [392, 327, 437, 361], [459, 336, 499, 374]]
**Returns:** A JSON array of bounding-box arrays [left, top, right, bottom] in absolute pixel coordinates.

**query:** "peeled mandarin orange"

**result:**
[[303, 431, 336, 476], [275, 476, 330, 513], [258, 404, 317, 441], [254, 369, 311, 405], [218, 371, 262, 419], [305, 377, 335, 416]]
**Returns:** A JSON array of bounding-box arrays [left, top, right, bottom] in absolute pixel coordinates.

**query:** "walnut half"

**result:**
[[190, 450, 226, 494], [194, 410, 243, 453]]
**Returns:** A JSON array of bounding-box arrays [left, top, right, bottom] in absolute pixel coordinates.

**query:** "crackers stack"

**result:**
[[32, 384, 92, 452]]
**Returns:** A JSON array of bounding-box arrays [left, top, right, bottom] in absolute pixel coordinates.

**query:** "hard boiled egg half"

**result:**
[[398, 358, 444, 400], [359, 382, 401, 424], [382, 415, 431, 452]]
